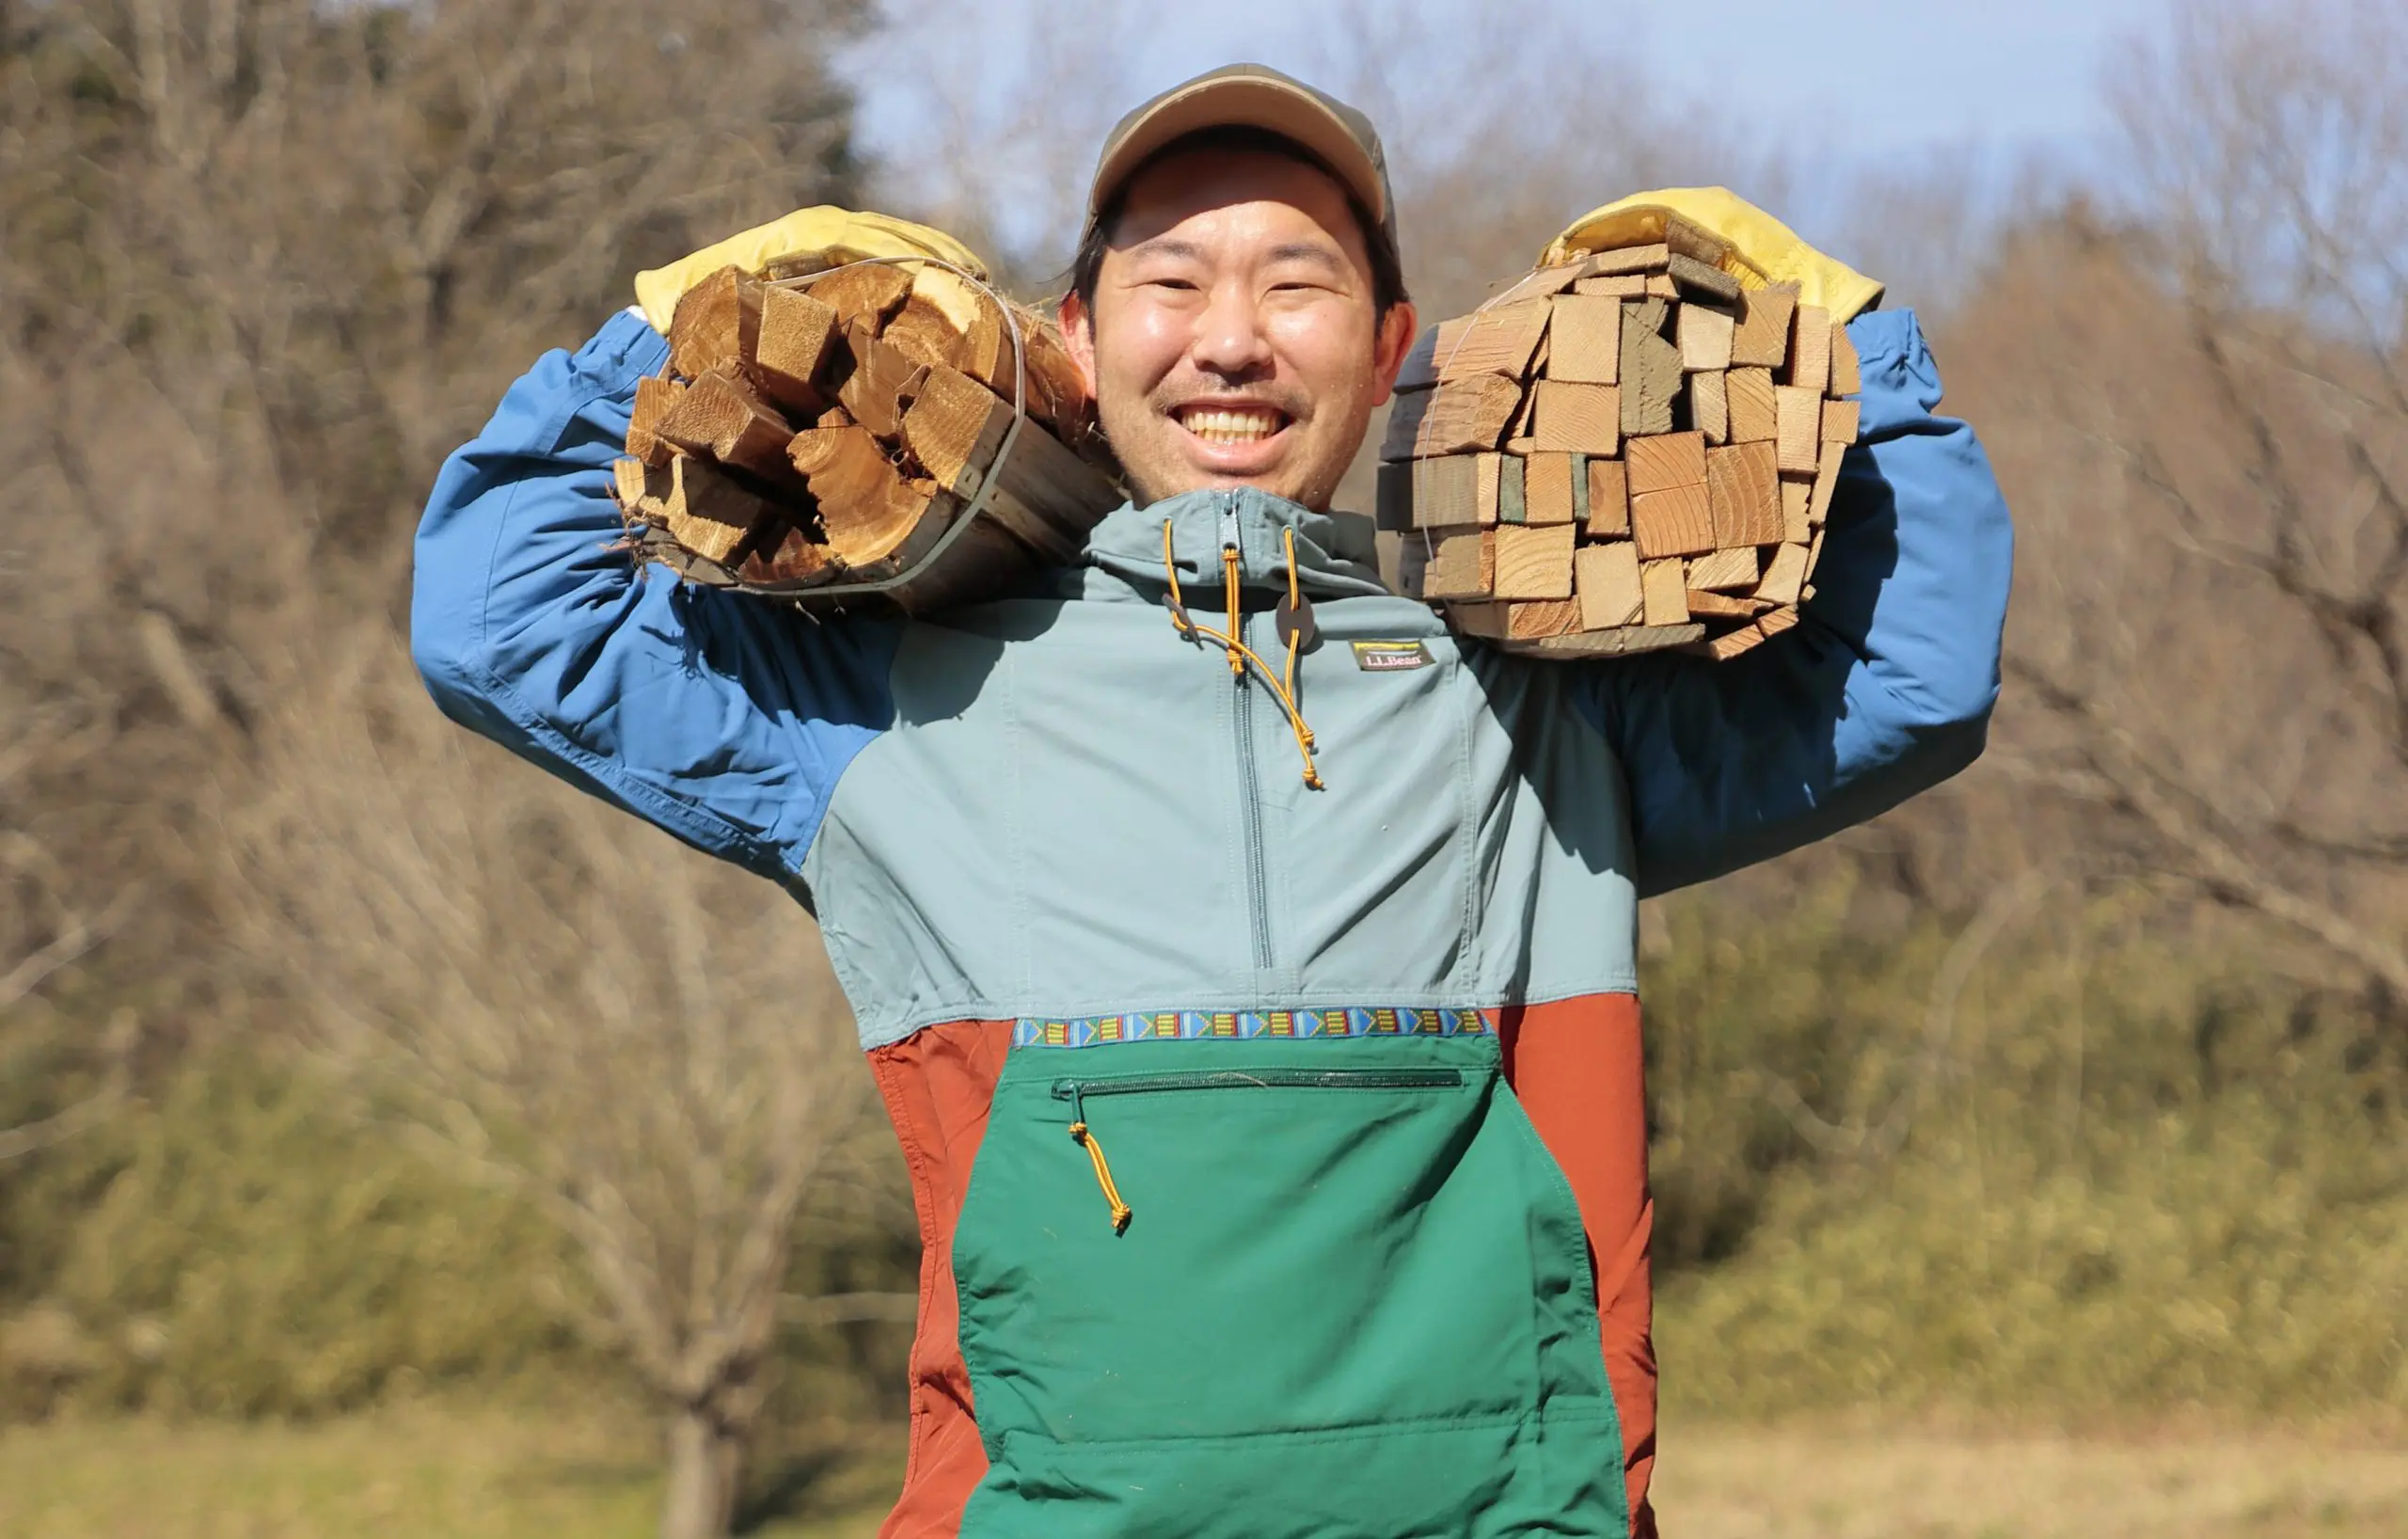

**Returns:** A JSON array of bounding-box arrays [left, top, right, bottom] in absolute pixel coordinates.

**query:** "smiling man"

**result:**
[[1061, 120, 1417, 510], [413, 64, 2010, 1539]]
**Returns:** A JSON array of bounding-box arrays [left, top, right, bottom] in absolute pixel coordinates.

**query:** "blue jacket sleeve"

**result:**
[[1575, 309, 2012, 897], [410, 309, 901, 887]]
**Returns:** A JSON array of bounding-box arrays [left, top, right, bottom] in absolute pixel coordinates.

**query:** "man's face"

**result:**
[[1060, 146, 1418, 512]]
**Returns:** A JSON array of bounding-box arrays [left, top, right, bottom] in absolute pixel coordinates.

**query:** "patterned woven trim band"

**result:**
[[1011, 1007, 1495, 1049]]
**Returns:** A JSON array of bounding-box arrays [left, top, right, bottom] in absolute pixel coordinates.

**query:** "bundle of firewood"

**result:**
[[1380, 216, 1859, 659], [614, 258, 1121, 615]]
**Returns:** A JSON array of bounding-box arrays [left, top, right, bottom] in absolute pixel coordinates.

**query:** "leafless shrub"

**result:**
[[221, 637, 870, 1539]]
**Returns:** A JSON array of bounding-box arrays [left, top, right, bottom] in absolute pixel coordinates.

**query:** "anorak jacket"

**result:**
[[413, 302, 2010, 1538]]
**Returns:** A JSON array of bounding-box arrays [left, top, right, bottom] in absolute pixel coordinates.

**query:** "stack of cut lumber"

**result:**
[[1379, 216, 1859, 659], [614, 260, 1120, 615]]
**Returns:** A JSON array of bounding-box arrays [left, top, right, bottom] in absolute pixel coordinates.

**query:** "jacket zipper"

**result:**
[[1223, 495, 1275, 972], [1052, 1065, 1465, 1232]]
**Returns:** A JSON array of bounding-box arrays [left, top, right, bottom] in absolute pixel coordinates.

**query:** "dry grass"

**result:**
[[2, 1408, 2404, 1537], [0, 1406, 897, 1539], [1656, 1418, 2408, 1538]]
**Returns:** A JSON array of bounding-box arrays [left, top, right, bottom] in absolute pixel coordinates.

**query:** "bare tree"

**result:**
[[224, 640, 871, 1539], [0, 0, 867, 982], [3, 6, 879, 1535], [1984, 0, 2408, 995], [0, 742, 140, 1161]]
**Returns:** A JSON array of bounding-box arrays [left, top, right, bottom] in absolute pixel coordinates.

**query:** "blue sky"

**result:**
[[845, 0, 2180, 294], [852, 0, 2172, 165], [1582, 0, 2168, 162]]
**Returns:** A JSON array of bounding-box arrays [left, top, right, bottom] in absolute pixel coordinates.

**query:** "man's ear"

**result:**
[[1366, 300, 1420, 409], [1058, 290, 1101, 399]]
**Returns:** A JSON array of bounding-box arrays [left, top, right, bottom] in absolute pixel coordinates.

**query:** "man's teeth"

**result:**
[[1183, 407, 1282, 444]]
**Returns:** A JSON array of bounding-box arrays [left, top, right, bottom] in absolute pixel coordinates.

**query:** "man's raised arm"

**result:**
[[1576, 308, 2013, 896], [411, 309, 899, 887]]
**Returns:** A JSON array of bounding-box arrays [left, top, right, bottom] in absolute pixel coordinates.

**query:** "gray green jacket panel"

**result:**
[[802, 524, 1643, 1047]]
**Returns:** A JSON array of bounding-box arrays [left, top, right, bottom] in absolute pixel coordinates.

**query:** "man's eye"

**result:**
[[1143, 277, 1201, 293]]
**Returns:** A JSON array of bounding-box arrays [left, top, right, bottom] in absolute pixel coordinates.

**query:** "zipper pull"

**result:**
[[1061, 1082, 1134, 1235], [1221, 495, 1245, 676]]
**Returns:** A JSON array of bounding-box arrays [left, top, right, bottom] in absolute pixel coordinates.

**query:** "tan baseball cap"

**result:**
[[1085, 63, 1401, 270]]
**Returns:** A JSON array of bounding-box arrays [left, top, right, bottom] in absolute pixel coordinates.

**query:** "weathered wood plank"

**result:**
[[1494, 523, 1576, 599], [1690, 369, 1729, 445], [1576, 542, 1645, 629], [1395, 300, 1553, 391], [1619, 297, 1682, 437], [900, 364, 1121, 564], [753, 287, 839, 413], [1666, 252, 1742, 304], [1586, 456, 1629, 538], [1530, 381, 1623, 456], [627, 375, 688, 468], [1706, 440, 1784, 547], [1830, 319, 1861, 394], [1788, 304, 1832, 392], [1641, 556, 1691, 625], [1775, 385, 1824, 474], [1687, 545, 1762, 592], [668, 266, 763, 382], [1726, 366, 1779, 443], [1730, 281, 1798, 369], [1547, 294, 1621, 385], [660, 454, 767, 563], [1757, 541, 1811, 606], [1630, 484, 1718, 559], [1382, 374, 1525, 459], [1626, 431, 1708, 495]]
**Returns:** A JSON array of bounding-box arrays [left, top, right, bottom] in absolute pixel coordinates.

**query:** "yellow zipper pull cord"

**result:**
[[1281, 526, 1323, 788], [1161, 517, 1189, 626], [1222, 544, 1245, 676], [1158, 516, 1326, 789], [1064, 1084, 1133, 1233]]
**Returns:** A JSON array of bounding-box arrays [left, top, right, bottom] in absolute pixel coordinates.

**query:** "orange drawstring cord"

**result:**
[[1280, 527, 1320, 776], [1223, 546, 1245, 677], [1069, 1119, 1133, 1232], [1161, 519, 1324, 788]]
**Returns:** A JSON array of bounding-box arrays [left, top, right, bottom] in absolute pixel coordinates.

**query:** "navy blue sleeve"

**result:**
[[410, 309, 901, 884], [1576, 309, 2012, 897]]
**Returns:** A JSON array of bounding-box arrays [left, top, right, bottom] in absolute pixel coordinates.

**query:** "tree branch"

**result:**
[[2009, 658, 2408, 997]]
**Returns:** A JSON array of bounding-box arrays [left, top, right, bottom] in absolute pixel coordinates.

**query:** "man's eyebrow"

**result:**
[[1122, 237, 1207, 262], [1263, 242, 1348, 272]]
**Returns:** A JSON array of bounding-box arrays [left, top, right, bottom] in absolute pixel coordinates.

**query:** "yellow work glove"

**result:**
[[631, 206, 992, 335], [1540, 187, 1884, 322]]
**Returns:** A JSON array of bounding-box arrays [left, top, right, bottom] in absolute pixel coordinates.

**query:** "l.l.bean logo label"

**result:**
[[1350, 640, 1434, 672]]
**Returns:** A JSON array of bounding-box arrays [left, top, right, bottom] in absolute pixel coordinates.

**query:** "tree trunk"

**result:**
[[659, 1403, 745, 1539]]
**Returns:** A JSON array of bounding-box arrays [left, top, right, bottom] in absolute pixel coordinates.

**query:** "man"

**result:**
[[414, 64, 2010, 1539]]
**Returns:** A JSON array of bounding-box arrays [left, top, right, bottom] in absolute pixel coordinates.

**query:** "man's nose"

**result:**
[[1190, 281, 1275, 378]]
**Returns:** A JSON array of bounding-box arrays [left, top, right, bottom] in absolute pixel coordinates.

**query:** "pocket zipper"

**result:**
[[1050, 1067, 1466, 1234]]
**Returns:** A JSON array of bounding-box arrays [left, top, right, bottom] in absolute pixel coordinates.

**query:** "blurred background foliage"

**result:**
[[3, 0, 2406, 1531]]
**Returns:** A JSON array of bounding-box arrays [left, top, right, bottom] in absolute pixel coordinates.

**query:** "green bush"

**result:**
[[2, 1046, 589, 1417], [1663, 1107, 2408, 1415], [1644, 875, 2408, 1415], [0, 1038, 921, 1436]]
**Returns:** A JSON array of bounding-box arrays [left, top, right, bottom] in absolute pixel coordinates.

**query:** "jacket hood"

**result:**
[[1078, 486, 1392, 602]]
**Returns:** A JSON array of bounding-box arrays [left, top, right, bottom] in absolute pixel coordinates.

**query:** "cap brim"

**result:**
[[1087, 74, 1387, 229]]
